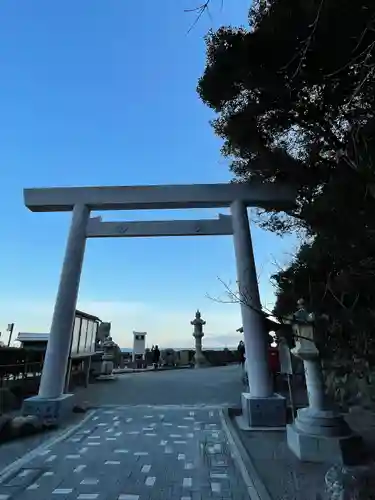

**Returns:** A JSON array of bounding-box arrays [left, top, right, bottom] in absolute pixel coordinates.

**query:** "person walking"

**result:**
[[153, 345, 160, 369], [238, 340, 247, 385], [237, 340, 245, 367]]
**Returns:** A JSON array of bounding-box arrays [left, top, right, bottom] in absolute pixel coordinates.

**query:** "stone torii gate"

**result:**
[[22, 182, 295, 427]]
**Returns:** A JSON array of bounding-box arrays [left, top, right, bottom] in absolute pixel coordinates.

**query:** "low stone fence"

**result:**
[[204, 349, 239, 366], [120, 349, 241, 369], [0, 361, 43, 414]]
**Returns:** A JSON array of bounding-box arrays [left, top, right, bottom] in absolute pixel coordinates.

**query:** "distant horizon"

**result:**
[[120, 346, 238, 352]]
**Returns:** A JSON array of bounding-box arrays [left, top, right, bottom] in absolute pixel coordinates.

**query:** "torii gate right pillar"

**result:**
[[231, 200, 286, 427]]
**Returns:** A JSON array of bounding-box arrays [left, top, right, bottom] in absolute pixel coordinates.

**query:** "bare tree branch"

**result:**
[[282, 0, 325, 80], [207, 276, 318, 343], [184, 1, 211, 33], [184, 0, 224, 33]]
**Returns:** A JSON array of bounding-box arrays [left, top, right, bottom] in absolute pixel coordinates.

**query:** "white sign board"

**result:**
[[133, 331, 147, 356]]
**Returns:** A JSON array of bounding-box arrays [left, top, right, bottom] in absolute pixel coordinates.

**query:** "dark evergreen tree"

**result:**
[[198, 0, 375, 396]]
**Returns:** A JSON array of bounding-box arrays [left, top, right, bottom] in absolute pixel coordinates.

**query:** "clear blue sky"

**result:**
[[0, 0, 296, 348]]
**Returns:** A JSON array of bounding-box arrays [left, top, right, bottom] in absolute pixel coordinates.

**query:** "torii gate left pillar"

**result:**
[[22, 204, 90, 423]]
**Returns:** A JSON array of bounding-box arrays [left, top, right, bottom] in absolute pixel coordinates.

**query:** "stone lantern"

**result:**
[[191, 310, 208, 368], [287, 299, 362, 464], [98, 334, 117, 381]]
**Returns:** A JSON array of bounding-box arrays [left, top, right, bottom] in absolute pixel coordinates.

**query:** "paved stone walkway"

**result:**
[[78, 365, 244, 408], [0, 406, 249, 500]]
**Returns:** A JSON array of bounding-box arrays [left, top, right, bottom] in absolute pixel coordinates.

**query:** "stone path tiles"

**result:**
[[0, 407, 249, 500]]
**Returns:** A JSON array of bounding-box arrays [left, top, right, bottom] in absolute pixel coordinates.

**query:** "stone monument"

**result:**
[[97, 323, 117, 381], [287, 299, 362, 464], [191, 310, 208, 368], [97, 322, 111, 348]]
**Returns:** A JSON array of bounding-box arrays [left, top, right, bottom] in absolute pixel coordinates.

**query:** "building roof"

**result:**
[[16, 310, 101, 344], [16, 333, 49, 343], [75, 309, 101, 322], [236, 314, 281, 333]]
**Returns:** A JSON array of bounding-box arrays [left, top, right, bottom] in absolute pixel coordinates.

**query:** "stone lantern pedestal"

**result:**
[[287, 300, 362, 464], [97, 336, 117, 381], [191, 310, 209, 368]]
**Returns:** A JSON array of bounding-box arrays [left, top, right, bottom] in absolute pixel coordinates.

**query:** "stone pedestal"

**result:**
[[287, 408, 363, 464], [193, 351, 208, 368], [22, 394, 75, 426], [193, 335, 208, 368], [241, 392, 287, 428], [97, 336, 117, 381]]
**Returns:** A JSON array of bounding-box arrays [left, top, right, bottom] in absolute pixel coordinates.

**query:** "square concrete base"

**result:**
[[287, 423, 363, 464], [241, 392, 286, 428], [97, 374, 117, 381], [22, 394, 75, 426]]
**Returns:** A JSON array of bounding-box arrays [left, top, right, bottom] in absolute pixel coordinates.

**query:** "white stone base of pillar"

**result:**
[[287, 407, 363, 464], [241, 392, 287, 428], [22, 394, 75, 426]]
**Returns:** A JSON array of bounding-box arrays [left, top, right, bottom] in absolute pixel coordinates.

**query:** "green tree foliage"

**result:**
[[198, 0, 375, 396], [198, 0, 375, 229]]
